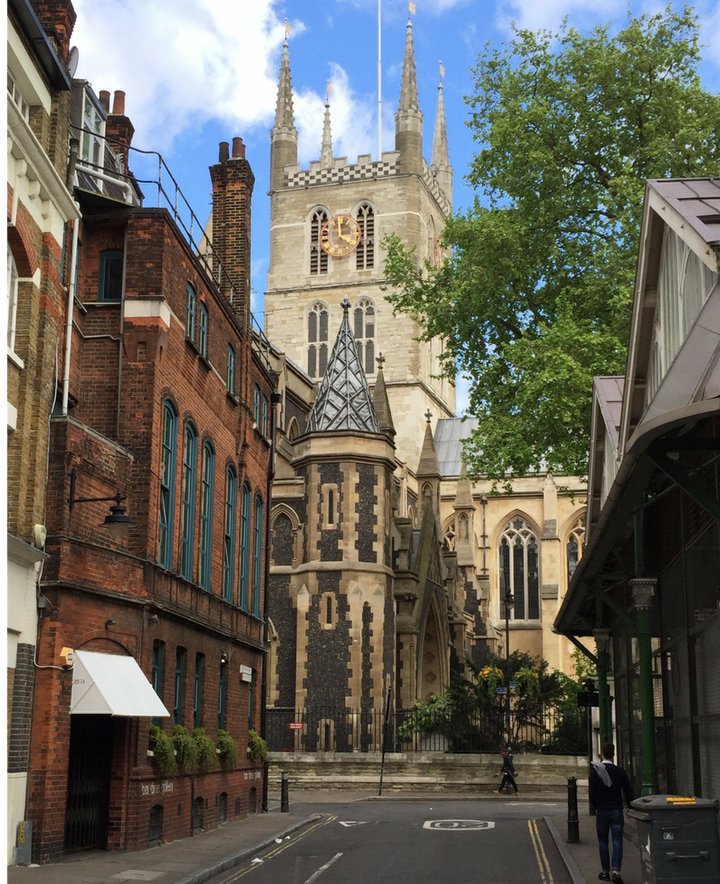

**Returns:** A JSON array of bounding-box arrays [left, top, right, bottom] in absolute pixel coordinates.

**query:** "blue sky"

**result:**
[[71, 0, 720, 408]]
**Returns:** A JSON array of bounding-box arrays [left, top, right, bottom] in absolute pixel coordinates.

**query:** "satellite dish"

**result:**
[[67, 46, 79, 78]]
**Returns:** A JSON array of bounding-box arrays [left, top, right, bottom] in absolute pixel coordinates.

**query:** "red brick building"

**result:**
[[17, 3, 275, 861]]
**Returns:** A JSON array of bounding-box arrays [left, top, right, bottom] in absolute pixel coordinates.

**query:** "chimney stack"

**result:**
[[30, 0, 77, 65], [112, 90, 125, 115], [106, 89, 134, 172], [232, 137, 245, 159], [99, 91, 110, 113], [219, 142, 230, 162]]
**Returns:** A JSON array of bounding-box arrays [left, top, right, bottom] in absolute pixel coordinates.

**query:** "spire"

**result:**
[[453, 463, 473, 509], [372, 353, 396, 440], [395, 16, 423, 174], [274, 38, 295, 130], [307, 299, 381, 434], [270, 36, 298, 192], [417, 411, 441, 478], [320, 93, 333, 168], [398, 17, 419, 112], [431, 68, 453, 206]]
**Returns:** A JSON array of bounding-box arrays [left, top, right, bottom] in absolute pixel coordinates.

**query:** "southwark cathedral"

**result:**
[[263, 20, 585, 742]]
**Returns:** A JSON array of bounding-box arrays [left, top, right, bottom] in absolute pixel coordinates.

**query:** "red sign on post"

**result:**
[[288, 722, 303, 730]]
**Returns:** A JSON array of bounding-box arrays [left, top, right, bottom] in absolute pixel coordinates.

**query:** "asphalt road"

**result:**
[[207, 799, 574, 884]]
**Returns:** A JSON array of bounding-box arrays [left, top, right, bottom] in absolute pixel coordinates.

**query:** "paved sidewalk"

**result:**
[[8, 791, 644, 884], [547, 804, 644, 884], [7, 810, 320, 884]]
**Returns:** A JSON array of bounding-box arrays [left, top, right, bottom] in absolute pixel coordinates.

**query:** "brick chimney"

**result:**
[[106, 90, 135, 173], [209, 137, 255, 330], [30, 0, 77, 65]]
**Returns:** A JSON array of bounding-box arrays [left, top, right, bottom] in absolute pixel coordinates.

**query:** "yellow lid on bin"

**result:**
[[666, 796, 696, 804]]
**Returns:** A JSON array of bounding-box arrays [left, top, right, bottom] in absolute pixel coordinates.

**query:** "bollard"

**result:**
[[280, 771, 289, 813], [567, 776, 580, 843]]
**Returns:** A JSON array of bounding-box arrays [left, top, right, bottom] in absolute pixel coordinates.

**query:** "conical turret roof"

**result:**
[[273, 38, 296, 131], [306, 299, 381, 434], [320, 97, 333, 168], [417, 412, 441, 477], [372, 354, 395, 440]]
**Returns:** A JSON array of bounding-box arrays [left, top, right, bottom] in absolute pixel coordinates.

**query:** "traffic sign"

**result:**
[[496, 687, 507, 694]]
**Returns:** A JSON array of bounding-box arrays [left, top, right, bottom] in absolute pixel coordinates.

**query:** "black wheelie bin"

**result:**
[[628, 795, 720, 884]]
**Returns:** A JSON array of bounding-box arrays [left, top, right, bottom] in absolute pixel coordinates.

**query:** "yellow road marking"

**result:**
[[528, 819, 554, 884], [221, 815, 338, 882]]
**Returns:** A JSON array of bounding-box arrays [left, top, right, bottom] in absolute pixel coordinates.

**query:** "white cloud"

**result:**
[[71, 0, 295, 150], [496, 0, 622, 33]]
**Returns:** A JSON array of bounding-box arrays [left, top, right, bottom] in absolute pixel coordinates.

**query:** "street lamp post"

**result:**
[[503, 592, 515, 745]]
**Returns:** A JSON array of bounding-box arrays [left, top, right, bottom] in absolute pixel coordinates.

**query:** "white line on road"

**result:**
[[304, 852, 343, 884]]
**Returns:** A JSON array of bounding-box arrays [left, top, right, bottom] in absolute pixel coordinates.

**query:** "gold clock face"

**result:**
[[320, 215, 362, 257]]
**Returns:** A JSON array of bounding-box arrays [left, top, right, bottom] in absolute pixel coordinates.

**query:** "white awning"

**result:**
[[71, 650, 170, 717]]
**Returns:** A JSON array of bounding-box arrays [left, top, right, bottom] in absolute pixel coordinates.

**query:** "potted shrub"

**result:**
[[193, 728, 217, 773], [216, 729, 239, 769], [247, 728, 268, 763], [173, 725, 198, 773], [149, 724, 177, 777]]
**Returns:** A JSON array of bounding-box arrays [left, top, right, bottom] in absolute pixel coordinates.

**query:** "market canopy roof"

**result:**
[[71, 650, 170, 717]]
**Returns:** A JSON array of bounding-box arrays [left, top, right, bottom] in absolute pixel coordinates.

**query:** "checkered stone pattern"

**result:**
[[287, 158, 398, 189], [422, 169, 451, 216]]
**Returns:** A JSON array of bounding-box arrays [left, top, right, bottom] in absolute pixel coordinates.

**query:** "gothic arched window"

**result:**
[[353, 297, 375, 372], [310, 209, 329, 275], [567, 515, 586, 584], [498, 517, 539, 621], [356, 203, 374, 270], [308, 300, 330, 377], [443, 517, 456, 551]]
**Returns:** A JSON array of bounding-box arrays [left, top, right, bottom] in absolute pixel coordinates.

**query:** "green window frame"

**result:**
[[239, 482, 251, 610], [180, 422, 197, 580], [218, 660, 227, 731], [199, 442, 215, 591], [186, 284, 197, 340], [252, 495, 263, 617], [227, 345, 235, 394], [151, 640, 164, 726], [198, 301, 208, 358], [193, 653, 204, 730], [159, 400, 178, 569], [98, 249, 123, 301], [174, 647, 186, 727], [223, 466, 237, 603]]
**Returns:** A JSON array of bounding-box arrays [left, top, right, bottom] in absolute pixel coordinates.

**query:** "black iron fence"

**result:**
[[266, 706, 587, 755]]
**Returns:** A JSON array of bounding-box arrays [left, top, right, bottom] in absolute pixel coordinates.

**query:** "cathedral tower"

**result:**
[[265, 19, 455, 480]]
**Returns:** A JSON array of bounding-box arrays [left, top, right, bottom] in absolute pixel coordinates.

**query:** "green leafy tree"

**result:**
[[383, 5, 720, 485]]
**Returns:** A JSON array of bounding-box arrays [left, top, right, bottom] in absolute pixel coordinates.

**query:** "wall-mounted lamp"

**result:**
[[149, 613, 159, 623], [105, 619, 116, 628], [69, 468, 134, 539], [221, 651, 228, 665]]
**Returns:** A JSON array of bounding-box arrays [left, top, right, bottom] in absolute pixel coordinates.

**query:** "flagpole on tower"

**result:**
[[377, 0, 382, 161]]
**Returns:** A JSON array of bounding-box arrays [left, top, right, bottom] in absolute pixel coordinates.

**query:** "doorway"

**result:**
[[64, 714, 114, 850]]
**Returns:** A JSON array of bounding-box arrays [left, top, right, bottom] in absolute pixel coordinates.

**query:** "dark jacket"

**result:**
[[501, 754, 516, 775], [589, 761, 634, 811]]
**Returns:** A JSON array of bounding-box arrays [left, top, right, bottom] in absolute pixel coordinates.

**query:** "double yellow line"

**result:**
[[221, 814, 338, 882], [528, 819, 554, 884]]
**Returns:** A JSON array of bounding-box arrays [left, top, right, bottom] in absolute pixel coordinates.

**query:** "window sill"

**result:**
[[185, 337, 199, 355], [7, 347, 24, 370], [227, 391, 240, 407], [198, 353, 211, 371], [506, 620, 542, 630]]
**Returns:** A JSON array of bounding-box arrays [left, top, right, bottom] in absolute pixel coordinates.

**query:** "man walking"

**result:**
[[589, 742, 634, 883], [492, 748, 519, 796]]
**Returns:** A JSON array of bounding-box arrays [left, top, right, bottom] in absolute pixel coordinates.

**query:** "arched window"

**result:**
[[287, 417, 299, 441], [443, 517, 456, 551], [272, 512, 294, 566], [180, 422, 197, 580], [567, 515, 586, 583], [498, 517, 539, 621], [186, 284, 197, 340], [353, 297, 375, 372], [310, 209, 329, 275], [356, 203, 374, 269], [223, 466, 237, 602], [253, 495, 264, 617], [7, 245, 19, 351], [159, 400, 178, 569], [199, 442, 214, 590], [198, 301, 208, 358], [239, 483, 251, 609], [193, 653, 204, 729], [308, 301, 330, 377]]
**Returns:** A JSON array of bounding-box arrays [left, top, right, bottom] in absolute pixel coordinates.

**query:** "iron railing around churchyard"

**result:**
[[266, 706, 587, 755]]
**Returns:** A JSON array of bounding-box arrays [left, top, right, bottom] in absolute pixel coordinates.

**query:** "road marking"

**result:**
[[303, 852, 343, 883], [339, 821, 369, 827], [220, 816, 337, 882], [528, 819, 554, 884], [423, 820, 495, 830]]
